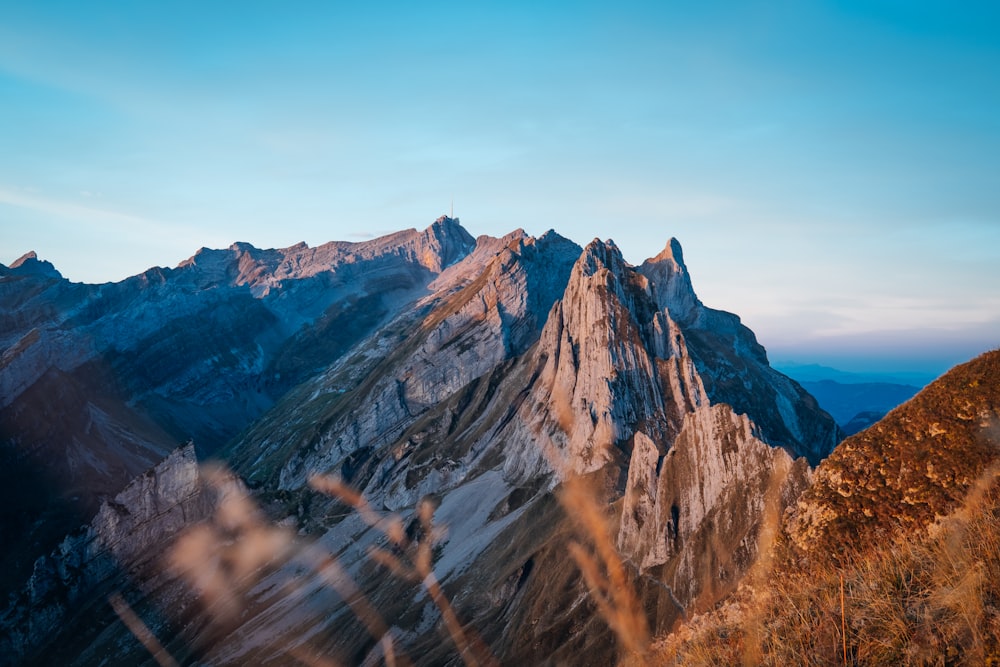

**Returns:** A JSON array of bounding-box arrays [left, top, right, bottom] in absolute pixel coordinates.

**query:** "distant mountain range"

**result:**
[[795, 379, 920, 434], [774, 361, 936, 387], [2, 217, 992, 665], [775, 363, 924, 435]]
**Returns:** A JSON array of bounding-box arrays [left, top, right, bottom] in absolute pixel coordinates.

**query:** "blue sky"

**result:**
[[1, 1, 998, 378]]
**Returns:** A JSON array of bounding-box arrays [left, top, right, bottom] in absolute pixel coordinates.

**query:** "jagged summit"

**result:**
[[3, 251, 62, 280], [10, 250, 38, 267], [172, 218, 477, 294], [430, 214, 471, 246], [648, 236, 686, 265], [574, 237, 633, 280], [417, 215, 476, 271], [640, 237, 700, 324]]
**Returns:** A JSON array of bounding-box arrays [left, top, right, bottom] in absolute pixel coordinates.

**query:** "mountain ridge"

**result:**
[[1, 217, 843, 665]]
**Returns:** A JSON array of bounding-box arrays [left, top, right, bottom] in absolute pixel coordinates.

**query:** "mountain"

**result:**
[[0, 217, 475, 601], [774, 362, 936, 387], [786, 349, 1000, 564], [776, 363, 925, 435], [0, 218, 840, 665]]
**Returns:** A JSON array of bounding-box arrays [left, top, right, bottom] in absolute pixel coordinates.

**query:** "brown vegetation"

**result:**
[[787, 351, 1000, 567], [654, 464, 1000, 666], [655, 351, 1000, 666]]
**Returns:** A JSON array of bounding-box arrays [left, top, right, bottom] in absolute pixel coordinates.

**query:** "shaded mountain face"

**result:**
[[0, 219, 840, 665], [0, 217, 476, 599]]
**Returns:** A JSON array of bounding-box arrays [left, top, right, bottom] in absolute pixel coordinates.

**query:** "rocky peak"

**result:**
[[9, 251, 37, 267], [576, 238, 630, 277], [5, 251, 63, 280], [175, 243, 283, 292], [639, 238, 700, 326], [521, 240, 674, 475], [171, 218, 477, 293], [419, 216, 477, 272], [512, 232, 838, 480]]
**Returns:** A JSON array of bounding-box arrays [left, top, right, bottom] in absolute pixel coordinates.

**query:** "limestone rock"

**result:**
[[619, 408, 811, 629]]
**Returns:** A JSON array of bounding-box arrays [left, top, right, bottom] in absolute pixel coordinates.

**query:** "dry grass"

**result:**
[[559, 474, 650, 662], [656, 465, 1000, 666], [308, 473, 498, 667], [108, 593, 180, 667], [109, 457, 1000, 666], [109, 444, 655, 666], [109, 406, 1000, 664], [111, 462, 502, 667]]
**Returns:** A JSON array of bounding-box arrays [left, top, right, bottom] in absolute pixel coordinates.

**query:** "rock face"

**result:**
[[1, 219, 842, 665], [0, 217, 476, 600], [0, 445, 208, 664], [618, 412, 811, 628]]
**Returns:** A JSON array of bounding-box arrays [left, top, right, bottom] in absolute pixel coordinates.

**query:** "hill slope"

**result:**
[[787, 350, 1000, 564]]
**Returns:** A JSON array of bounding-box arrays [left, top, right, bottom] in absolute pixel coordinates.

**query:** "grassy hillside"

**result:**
[[787, 350, 1000, 566], [655, 468, 1000, 665]]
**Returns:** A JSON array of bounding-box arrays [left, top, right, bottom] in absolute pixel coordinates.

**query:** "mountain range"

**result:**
[[1, 217, 992, 665]]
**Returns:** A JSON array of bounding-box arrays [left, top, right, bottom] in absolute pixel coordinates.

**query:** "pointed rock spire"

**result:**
[[639, 238, 700, 325], [10, 250, 38, 267]]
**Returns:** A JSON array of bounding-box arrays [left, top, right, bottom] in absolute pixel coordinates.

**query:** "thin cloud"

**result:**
[[0, 186, 160, 229], [0, 185, 221, 248]]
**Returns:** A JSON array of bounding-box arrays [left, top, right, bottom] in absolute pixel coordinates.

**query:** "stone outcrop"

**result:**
[[619, 411, 811, 628], [0, 445, 210, 664]]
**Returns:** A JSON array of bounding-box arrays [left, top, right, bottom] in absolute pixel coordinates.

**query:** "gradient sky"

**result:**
[[2, 1, 998, 378]]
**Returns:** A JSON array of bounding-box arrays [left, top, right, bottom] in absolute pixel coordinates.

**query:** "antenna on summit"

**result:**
[[450, 196, 454, 219]]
